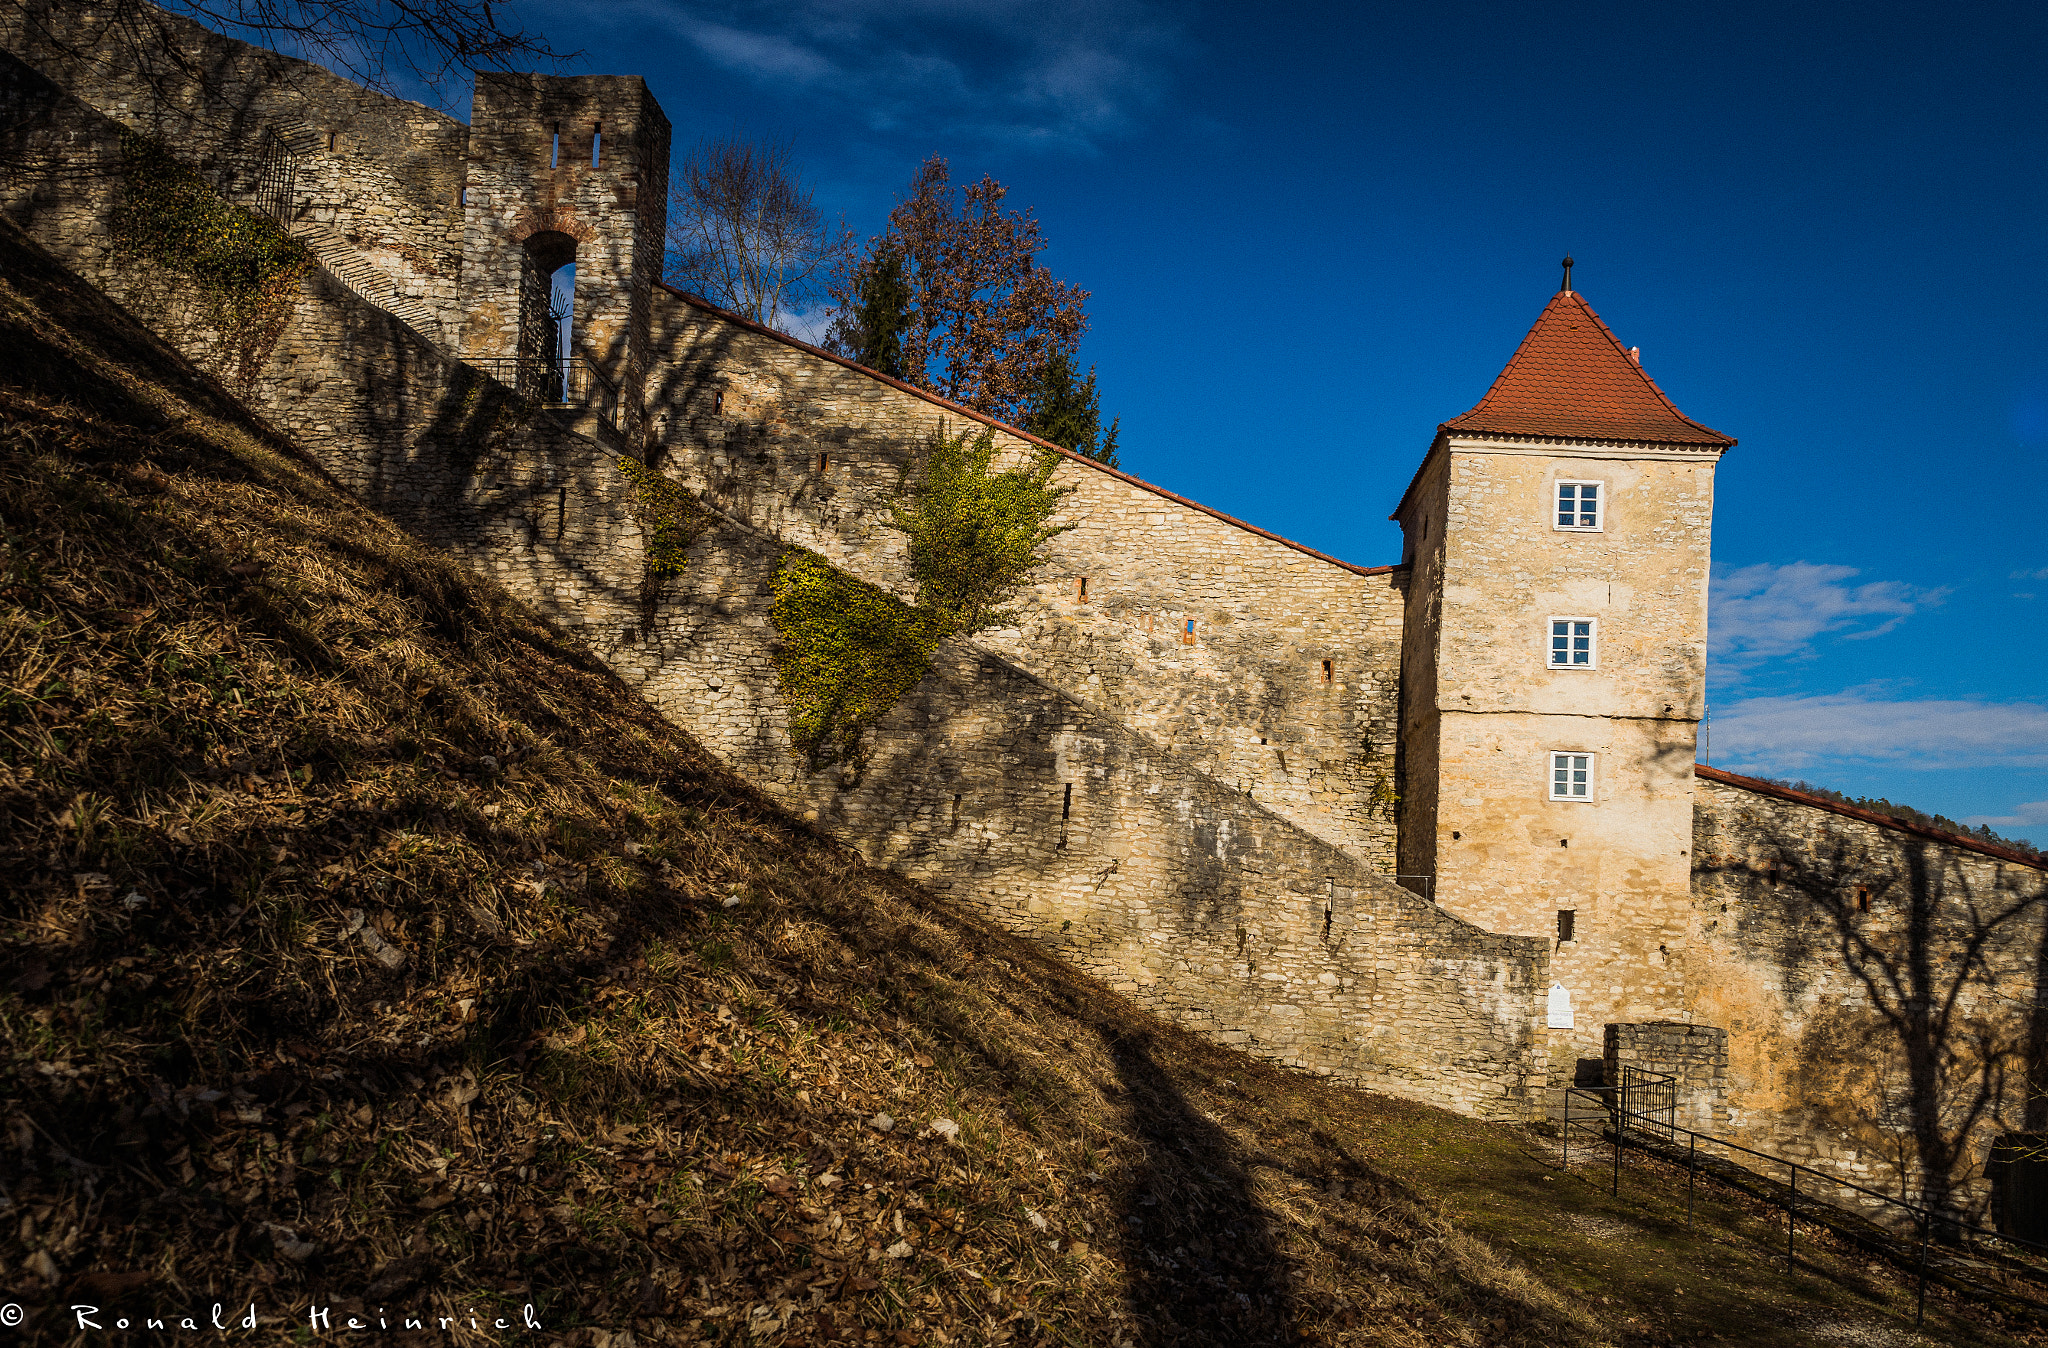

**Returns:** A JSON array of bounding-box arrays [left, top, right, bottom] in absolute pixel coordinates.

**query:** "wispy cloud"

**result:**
[[1709, 561, 1946, 680], [1710, 693, 2048, 773], [1968, 800, 2048, 830], [589, 0, 1185, 149]]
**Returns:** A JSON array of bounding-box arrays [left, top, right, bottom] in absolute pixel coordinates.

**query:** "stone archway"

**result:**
[[518, 229, 578, 401]]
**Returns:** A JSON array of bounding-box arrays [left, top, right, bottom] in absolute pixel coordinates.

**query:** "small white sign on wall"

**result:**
[[1546, 981, 1575, 1029]]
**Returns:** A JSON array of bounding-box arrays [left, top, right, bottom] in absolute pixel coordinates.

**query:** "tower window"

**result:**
[[1321, 659, 1333, 683], [551, 123, 560, 168], [1549, 618, 1596, 668], [1183, 618, 1196, 644], [1855, 886, 1871, 912], [1557, 909, 1576, 942], [1555, 479, 1603, 531], [1077, 577, 1088, 601], [1549, 752, 1593, 802], [592, 124, 602, 167]]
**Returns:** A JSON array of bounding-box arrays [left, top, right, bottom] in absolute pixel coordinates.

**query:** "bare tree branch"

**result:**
[[3, 0, 570, 108], [663, 133, 848, 336]]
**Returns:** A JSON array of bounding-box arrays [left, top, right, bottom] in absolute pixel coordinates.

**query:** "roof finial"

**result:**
[[1561, 255, 1574, 294]]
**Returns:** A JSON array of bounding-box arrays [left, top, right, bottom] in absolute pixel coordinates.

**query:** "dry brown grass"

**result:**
[[2, 217, 2016, 1348]]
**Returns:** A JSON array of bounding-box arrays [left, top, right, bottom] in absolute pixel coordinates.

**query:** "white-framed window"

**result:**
[[1554, 479, 1603, 531], [1548, 617, 1597, 668], [1549, 751, 1594, 802]]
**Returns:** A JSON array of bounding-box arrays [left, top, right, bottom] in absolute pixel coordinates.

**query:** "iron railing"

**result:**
[[467, 355, 620, 428], [1560, 1074, 2048, 1327]]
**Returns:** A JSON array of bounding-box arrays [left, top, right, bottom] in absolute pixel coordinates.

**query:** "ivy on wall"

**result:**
[[616, 456, 698, 608], [111, 131, 312, 391], [770, 422, 1071, 772], [770, 550, 941, 770]]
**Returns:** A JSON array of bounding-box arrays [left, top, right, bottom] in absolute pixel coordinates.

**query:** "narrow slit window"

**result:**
[[1061, 783, 1072, 820], [327, 130, 338, 150], [1557, 909, 1576, 942], [1184, 618, 1196, 643], [551, 123, 560, 168], [1555, 480, 1603, 530], [1321, 659, 1333, 683], [1549, 618, 1596, 668], [1548, 751, 1592, 801], [1077, 577, 1088, 601], [1855, 886, 1871, 912], [817, 452, 829, 473], [459, 185, 469, 206], [950, 794, 961, 827], [712, 390, 724, 415], [592, 125, 602, 167]]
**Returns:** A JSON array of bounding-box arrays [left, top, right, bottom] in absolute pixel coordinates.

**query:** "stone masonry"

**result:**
[[6, 6, 2044, 1186], [0, 30, 1548, 1120], [1604, 1021, 1729, 1134]]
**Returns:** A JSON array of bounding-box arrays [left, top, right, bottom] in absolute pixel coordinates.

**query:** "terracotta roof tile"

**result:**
[[1442, 290, 1734, 448]]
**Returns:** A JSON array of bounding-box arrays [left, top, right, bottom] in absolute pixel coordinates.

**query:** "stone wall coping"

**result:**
[[1696, 764, 2047, 873], [655, 282, 1402, 582]]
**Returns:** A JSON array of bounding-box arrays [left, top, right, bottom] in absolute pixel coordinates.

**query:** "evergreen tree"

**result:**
[[834, 242, 912, 379], [1026, 349, 1120, 468]]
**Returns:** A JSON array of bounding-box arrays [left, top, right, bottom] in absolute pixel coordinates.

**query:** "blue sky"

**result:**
[[495, 0, 2048, 845]]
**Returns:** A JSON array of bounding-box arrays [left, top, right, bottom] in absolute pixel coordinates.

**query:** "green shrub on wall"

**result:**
[[111, 132, 312, 391], [889, 422, 1072, 635], [769, 422, 1071, 773], [770, 551, 941, 770]]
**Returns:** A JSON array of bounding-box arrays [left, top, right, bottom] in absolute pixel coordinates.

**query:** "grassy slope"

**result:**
[[0, 218, 2033, 1348]]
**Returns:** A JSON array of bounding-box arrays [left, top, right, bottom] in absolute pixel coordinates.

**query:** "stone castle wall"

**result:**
[[0, 0, 469, 346], [1690, 771, 2048, 1219], [645, 292, 1408, 872], [1604, 1021, 1729, 1134], [0, 56, 1549, 1119]]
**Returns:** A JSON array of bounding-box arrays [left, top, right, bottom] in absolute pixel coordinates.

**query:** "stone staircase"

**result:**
[[263, 117, 443, 341]]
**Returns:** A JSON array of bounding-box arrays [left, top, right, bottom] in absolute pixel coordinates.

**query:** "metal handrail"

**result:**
[[1559, 1078, 2048, 1327], [467, 355, 621, 427]]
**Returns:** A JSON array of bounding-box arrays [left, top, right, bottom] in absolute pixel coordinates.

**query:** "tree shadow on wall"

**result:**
[[1700, 812, 2048, 1226]]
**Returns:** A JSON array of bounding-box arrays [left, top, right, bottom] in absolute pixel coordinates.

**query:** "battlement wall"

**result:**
[[1, 0, 469, 346], [645, 291, 1407, 872], [1691, 771, 2048, 1221], [0, 23, 1550, 1117]]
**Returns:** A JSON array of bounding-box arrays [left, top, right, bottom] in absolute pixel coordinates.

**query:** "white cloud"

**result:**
[[1710, 693, 2048, 773], [1968, 800, 2048, 829], [2012, 568, 2048, 581], [590, 0, 1184, 149], [1709, 561, 1946, 678]]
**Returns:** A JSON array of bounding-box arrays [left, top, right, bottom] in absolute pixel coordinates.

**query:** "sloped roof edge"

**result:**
[[656, 283, 1398, 580], [1695, 764, 2046, 873], [1444, 290, 1734, 448]]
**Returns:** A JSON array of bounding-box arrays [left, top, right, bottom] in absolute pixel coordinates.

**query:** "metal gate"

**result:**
[[255, 128, 297, 224]]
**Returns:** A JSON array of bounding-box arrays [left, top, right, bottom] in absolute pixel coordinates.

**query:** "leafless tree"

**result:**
[[663, 133, 848, 337], [2, 0, 568, 103]]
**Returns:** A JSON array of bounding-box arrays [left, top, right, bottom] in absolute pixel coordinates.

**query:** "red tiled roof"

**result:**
[[1441, 290, 1734, 448], [1695, 765, 2047, 872], [655, 283, 1399, 580]]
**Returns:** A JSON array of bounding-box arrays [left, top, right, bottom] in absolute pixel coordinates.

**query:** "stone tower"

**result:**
[[458, 73, 671, 439], [1391, 272, 1735, 1086]]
